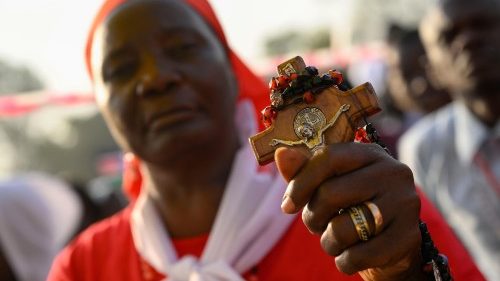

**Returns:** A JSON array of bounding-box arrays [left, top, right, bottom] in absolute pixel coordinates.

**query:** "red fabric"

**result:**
[[48, 192, 484, 281], [172, 234, 209, 259], [417, 189, 486, 280], [47, 205, 362, 281], [122, 153, 142, 201]]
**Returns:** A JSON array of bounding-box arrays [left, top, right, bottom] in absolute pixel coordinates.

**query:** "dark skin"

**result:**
[[421, 0, 500, 126], [92, 0, 239, 237], [91, 0, 425, 279], [276, 146, 424, 280], [386, 31, 451, 114]]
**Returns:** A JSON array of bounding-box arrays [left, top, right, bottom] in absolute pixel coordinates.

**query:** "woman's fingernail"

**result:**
[[281, 195, 296, 213]]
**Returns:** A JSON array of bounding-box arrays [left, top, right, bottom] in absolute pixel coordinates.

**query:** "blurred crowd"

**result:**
[[0, 0, 498, 280]]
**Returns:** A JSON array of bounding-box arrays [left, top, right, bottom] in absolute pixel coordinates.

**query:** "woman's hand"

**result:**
[[274, 143, 426, 281]]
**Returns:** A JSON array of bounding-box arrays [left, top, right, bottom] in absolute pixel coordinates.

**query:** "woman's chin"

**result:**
[[141, 121, 222, 163]]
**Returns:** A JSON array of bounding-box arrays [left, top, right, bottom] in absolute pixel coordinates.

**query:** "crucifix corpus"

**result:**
[[249, 56, 382, 165]]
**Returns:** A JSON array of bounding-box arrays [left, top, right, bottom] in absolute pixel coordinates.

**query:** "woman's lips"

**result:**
[[147, 107, 198, 131]]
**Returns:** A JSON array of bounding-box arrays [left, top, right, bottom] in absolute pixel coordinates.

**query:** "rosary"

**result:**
[[249, 56, 452, 281]]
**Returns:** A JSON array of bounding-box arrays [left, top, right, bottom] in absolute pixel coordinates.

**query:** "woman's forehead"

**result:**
[[91, 0, 215, 73], [103, 0, 207, 41]]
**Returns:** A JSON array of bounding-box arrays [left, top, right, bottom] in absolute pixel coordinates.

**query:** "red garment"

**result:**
[[417, 190, 485, 280], [48, 191, 484, 281], [48, 205, 361, 281]]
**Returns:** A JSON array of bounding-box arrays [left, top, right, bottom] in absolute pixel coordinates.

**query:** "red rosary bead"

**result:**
[[269, 77, 278, 91], [354, 127, 371, 143], [303, 91, 314, 103], [328, 70, 344, 85], [261, 106, 277, 128], [422, 263, 434, 273], [277, 75, 290, 89]]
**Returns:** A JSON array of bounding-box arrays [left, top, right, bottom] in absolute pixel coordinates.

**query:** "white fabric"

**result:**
[[398, 101, 500, 281], [453, 101, 500, 164], [130, 100, 296, 281], [0, 172, 83, 281]]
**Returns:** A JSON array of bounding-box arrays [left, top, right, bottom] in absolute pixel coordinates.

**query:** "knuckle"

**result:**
[[317, 183, 342, 211], [400, 163, 415, 181], [320, 227, 344, 257], [383, 162, 416, 193], [346, 252, 367, 272], [411, 227, 423, 249], [406, 190, 421, 215], [331, 231, 346, 250], [301, 207, 324, 234], [397, 184, 421, 217], [336, 250, 365, 275], [409, 226, 422, 248], [361, 142, 386, 159], [319, 181, 336, 200], [365, 142, 384, 153], [393, 162, 414, 182], [284, 181, 305, 210]]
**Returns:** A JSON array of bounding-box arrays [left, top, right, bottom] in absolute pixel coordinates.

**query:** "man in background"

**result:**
[[386, 24, 451, 122], [377, 24, 451, 157], [398, 0, 500, 279]]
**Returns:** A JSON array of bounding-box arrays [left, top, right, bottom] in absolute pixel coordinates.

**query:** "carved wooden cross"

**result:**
[[249, 56, 382, 165]]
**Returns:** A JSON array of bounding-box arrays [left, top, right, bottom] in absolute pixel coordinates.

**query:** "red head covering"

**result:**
[[85, 0, 269, 200]]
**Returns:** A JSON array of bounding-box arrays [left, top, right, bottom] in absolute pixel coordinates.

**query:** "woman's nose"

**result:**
[[135, 54, 182, 97]]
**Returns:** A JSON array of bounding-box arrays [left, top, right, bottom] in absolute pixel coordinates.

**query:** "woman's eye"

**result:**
[[167, 42, 200, 59], [104, 61, 137, 81]]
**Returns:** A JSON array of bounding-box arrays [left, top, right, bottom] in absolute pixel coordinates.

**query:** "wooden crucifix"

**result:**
[[249, 56, 382, 165]]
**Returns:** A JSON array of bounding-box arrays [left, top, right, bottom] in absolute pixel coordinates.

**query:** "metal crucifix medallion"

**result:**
[[269, 103, 351, 150], [249, 56, 382, 165]]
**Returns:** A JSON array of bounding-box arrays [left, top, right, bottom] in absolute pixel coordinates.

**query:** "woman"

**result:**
[[48, 0, 483, 280]]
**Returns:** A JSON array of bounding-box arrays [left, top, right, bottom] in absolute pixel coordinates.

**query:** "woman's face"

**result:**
[[91, 0, 239, 165]]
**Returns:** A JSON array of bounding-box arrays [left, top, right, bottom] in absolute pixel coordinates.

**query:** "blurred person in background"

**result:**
[[398, 0, 500, 279], [0, 94, 127, 227], [0, 92, 126, 281], [374, 24, 452, 158], [48, 0, 484, 280], [0, 173, 83, 281], [386, 24, 451, 128]]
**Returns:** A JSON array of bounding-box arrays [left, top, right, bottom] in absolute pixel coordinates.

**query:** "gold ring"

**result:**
[[348, 206, 370, 241], [364, 201, 383, 235]]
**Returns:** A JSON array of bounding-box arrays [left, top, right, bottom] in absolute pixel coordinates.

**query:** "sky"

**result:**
[[0, 0, 352, 92]]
